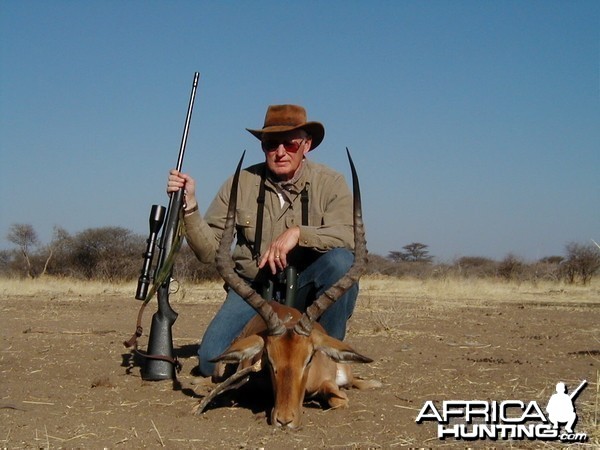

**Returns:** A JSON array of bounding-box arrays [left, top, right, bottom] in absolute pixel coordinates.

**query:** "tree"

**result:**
[[37, 226, 74, 277], [561, 242, 600, 285], [387, 251, 405, 263], [498, 253, 524, 281], [388, 242, 434, 263], [6, 223, 39, 278], [538, 256, 564, 265], [454, 256, 498, 278], [71, 226, 144, 280]]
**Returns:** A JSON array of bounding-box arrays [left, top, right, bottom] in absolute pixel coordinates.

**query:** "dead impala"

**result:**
[[194, 150, 379, 429]]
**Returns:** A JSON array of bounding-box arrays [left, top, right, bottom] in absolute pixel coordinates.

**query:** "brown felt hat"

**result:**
[[246, 104, 325, 151]]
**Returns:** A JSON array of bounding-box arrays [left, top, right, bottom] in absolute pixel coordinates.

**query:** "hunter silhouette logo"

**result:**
[[546, 380, 586, 434], [416, 379, 588, 442]]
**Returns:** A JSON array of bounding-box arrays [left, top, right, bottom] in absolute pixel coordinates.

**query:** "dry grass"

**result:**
[[1, 275, 598, 305], [0, 276, 224, 303], [361, 275, 600, 305], [0, 276, 136, 298]]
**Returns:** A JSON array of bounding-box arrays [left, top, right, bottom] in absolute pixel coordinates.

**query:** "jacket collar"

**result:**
[[264, 159, 310, 195]]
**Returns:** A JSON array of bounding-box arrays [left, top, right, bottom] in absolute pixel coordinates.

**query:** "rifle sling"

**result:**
[[122, 298, 181, 372]]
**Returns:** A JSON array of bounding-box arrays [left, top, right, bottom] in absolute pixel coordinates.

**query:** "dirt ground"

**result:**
[[1, 279, 599, 449]]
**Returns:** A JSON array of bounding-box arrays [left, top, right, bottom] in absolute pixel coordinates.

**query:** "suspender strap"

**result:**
[[300, 186, 309, 226], [253, 175, 267, 260]]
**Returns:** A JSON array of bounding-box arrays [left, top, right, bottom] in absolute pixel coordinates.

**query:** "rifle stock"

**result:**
[[137, 72, 200, 381]]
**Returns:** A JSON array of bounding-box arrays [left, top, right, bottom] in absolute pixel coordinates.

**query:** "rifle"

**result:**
[[569, 379, 587, 400], [125, 72, 200, 381]]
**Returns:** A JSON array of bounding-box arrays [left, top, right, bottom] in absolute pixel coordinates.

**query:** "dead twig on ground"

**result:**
[[150, 420, 165, 447]]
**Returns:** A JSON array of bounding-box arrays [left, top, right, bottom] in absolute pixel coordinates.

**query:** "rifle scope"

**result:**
[[135, 204, 167, 300]]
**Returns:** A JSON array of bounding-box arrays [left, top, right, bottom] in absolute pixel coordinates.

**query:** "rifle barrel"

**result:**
[[176, 72, 200, 172], [569, 379, 587, 400]]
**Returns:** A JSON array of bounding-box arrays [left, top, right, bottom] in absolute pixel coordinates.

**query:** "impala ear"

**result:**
[[210, 335, 265, 363], [313, 333, 373, 364]]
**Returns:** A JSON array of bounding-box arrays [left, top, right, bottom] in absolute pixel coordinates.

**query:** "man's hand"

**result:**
[[167, 169, 197, 210], [258, 226, 300, 274]]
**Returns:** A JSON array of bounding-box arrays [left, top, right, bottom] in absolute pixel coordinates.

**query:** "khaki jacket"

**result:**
[[184, 159, 354, 280]]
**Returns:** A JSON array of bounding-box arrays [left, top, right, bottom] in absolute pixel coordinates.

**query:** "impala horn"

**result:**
[[215, 152, 286, 336], [293, 148, 367, 336]]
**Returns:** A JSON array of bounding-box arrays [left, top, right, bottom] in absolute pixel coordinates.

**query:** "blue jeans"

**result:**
[[197, 248, 358, 376]]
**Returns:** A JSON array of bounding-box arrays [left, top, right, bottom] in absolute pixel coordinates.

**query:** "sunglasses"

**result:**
[[261, 138, 306, 153]]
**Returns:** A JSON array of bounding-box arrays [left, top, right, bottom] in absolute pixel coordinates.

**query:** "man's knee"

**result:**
[[197, 339, 219, 377], [319, 248, 354, 277], [195, 291, 256, 371]]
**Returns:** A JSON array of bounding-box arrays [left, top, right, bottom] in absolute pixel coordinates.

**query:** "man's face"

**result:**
[[261, 130, 311, 181]]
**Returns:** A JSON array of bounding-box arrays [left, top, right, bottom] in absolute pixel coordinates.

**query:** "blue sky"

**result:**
[[1, 0, 598, 262]]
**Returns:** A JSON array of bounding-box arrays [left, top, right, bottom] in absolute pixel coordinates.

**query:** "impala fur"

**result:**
[[204, 149, 377, 429]]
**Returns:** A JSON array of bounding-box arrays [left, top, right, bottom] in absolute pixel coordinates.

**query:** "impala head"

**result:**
[[214, 149, 368, 429]]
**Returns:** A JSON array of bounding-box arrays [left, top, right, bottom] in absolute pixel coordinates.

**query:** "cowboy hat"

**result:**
[[246, 104, 325, 151]]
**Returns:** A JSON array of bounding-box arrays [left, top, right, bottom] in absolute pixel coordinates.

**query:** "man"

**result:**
[[167, 104, 358, 377], [546, 382, 577, 433]]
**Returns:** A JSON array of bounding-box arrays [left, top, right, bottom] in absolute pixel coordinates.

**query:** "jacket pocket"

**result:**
[[235, 208, 256, 245]]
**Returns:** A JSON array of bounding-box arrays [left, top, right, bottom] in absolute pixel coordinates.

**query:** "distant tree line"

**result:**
[[2, 223, 219, 282], [380, 242, 600, 284], [2, 224, 599, 285]]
